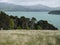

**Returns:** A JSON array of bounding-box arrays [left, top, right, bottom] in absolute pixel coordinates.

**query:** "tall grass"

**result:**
[[0, 30, 60, 45]]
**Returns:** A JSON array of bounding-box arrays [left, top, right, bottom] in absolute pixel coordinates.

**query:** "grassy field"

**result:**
[[0, 30, 60, 45]]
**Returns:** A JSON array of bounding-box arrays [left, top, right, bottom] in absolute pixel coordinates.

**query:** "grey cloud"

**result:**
[[9, 0, 44, 2], [1, 0, 60, 7]]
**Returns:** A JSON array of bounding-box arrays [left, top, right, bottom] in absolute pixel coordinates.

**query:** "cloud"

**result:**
[[9, 0, 43, 2], [1, 0, 60, 7], [0, 0, 8, 2]]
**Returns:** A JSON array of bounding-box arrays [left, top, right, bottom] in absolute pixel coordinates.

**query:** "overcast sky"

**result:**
[[0, 0, 60, 7]]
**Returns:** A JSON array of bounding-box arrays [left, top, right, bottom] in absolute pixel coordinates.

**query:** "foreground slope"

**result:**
[[0, 30, 60, 45]]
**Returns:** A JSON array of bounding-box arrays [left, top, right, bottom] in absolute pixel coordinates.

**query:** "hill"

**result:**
[[0, 2, 26, 11], [0, 2, 51, 11], [48, 10, 60, 14]]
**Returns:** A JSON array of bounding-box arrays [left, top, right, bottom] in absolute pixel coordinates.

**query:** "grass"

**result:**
[[0, 30, 60, 45], [56, 37, 60, 45]]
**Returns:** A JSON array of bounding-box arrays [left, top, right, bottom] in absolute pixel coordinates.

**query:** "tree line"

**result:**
[[0, 11, 58, 30]]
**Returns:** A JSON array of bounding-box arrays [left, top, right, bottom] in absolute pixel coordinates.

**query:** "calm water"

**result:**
[[5, 12, 60, 29]]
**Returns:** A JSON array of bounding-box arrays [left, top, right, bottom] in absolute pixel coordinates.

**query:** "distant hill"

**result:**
[[0, 3, 26, 11], [22, 4, 51, 11], [0, 2, 60, 12], [48, 10, 60, 14], [52, 7, 60, 10], [0, 2, 51, 12]]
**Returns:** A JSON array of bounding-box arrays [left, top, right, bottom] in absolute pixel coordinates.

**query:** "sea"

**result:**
[[5, 12, 60, 30]]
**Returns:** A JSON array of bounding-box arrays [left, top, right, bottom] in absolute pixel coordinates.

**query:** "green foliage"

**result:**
[[56, 37, 60, 45], [37, 20, 58, 30], [35, 25, 42, 30], [17, 26, 22, 29], [31, 17, 37, 22], [26, 27, 30, 30], [9, 19, 14, 29], [48, 43, 52, 45], [0, 11, 10, 29]]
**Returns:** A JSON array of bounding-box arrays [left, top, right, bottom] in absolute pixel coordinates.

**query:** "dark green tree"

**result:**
[[0, 11, 10, 29], [37, 20, 58, 30], [29, 17, 37, 29]]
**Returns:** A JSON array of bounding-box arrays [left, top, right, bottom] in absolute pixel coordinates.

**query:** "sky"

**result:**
[[0, 0, 60, 7]]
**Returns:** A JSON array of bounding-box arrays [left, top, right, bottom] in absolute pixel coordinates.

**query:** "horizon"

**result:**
[[0, 0, 60, 7]]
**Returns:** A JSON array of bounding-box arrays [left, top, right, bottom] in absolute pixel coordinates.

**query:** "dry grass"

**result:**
[[0, 30, 60, 45]]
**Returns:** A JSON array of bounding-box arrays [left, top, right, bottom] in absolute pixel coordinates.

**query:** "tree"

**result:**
[[29, 17, 37, 29], [37, 20, 58, 30], [20, 16, 30, 29], [34, 24, 42, 30], [9, 19, 14, 29], [20, 16, 26, 29], [0, 11, 10, 29]]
